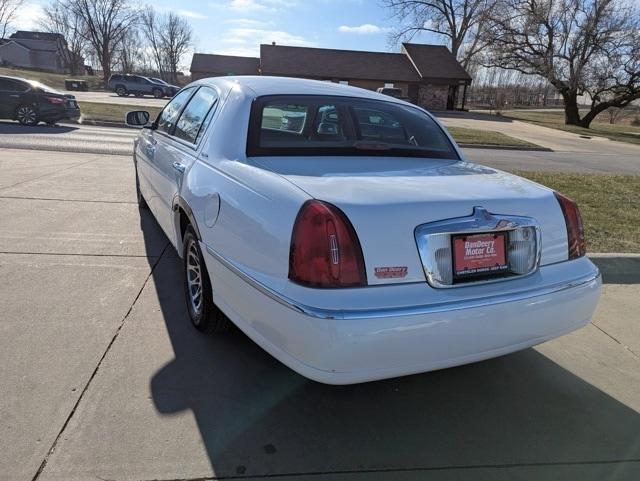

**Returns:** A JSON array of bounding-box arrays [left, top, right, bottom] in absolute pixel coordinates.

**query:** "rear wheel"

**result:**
[[115, 86, 127, 97], [16, 105, 38, 126], [152, 88, 164, 99], [183, 226, 230, 334]]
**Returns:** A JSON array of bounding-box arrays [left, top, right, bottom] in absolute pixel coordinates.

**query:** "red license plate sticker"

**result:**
[[452, 232, 508, 279]]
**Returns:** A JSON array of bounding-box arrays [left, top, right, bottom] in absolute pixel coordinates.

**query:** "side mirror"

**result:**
[[126, 110, 151, 127]]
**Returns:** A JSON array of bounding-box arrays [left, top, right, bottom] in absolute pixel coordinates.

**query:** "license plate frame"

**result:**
[[451, 231, 509, 282]]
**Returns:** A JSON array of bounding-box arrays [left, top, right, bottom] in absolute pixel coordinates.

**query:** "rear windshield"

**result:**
[[247, 95, 458, 159]]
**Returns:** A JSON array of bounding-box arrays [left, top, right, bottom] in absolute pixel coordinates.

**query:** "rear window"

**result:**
[[247, 95, 458, 159]]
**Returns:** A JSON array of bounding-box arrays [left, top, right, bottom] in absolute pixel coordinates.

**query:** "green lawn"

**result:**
[[516, 171, 640, 253], [500, 109, 640, 145], [447, 126, 542, 149], [78, 101, 163, 123], [0, 66, 104, 91]]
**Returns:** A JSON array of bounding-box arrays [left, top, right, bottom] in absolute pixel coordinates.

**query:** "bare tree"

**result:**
[[115, 25, 144, 73], [382, 0, 495, 69], [0, 0, 24, 38], [40, 0, 87, 75], [482, 0, 640, 127], [139, 7, 192, 83], [139, 7, 166, 78], [160, 12, 192, 84], [66, 0, 137, 87]]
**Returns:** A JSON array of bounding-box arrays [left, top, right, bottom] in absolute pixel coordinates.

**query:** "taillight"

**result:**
[[289, 200, 367, 288], [45, 96, 65, 105], [554, 192, 586, 259]]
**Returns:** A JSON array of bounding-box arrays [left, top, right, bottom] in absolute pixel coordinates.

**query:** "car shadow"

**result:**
[[0, 120, 78, 134], [139, 212, 640, 480]]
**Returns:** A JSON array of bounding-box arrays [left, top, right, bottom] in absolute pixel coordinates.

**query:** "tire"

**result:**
[[182, 226, 230, 334], [115, 86, 127, 97], [152, 88, 164, 99], [16, 105, 38, 126], [134, 163, 148, 209]]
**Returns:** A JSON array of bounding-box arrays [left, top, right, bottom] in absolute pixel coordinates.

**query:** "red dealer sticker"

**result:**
[[374, 266, 408, 279], [452, 232, 508, 279]]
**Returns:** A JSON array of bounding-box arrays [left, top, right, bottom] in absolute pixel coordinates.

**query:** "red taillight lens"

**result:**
[[289, 200, 367, 288], [554, 192, 586, 259], [45, 96, 65, 105]]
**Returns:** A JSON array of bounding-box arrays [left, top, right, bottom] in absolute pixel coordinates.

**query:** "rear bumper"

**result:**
[[203, 247, 602, 384]]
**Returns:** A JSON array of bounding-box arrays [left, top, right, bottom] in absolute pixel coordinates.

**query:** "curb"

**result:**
[[74, 120, 136, 129], [588, 254, 640, 284], [457, 143, 552, 152]]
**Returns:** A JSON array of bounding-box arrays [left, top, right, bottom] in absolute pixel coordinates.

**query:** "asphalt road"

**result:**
[[0, 147, 639, 481], [0, 121, 137, 155], [68, 90, 170, 107], [0, 120, 639, 174]]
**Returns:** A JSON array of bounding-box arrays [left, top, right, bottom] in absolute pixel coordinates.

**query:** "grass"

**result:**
[[500, 109, 640, 145], [446, 126, 542, 149], [0, 66, 104, 91], [516, 171, 640, 253], [78, 101, 163, 123]]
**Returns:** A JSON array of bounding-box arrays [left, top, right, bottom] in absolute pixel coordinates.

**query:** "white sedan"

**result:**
[[127, 76, 601, 384]]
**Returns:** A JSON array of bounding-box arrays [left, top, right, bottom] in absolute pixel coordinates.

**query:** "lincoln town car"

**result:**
[[126, 76, 602, 384]]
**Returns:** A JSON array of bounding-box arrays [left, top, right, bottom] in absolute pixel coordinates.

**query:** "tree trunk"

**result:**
[[563, 91, 582, 126]]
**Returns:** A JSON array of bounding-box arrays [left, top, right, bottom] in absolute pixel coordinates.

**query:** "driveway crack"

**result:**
[[30, 241, 171, 481]]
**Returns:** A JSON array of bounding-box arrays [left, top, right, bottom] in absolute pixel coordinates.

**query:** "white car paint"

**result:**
[[133, 76, 601, 384]]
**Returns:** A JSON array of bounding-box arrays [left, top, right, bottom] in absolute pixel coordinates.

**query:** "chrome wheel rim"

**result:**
[[17, 107, 36, 124], [186, 239, 203, 317]]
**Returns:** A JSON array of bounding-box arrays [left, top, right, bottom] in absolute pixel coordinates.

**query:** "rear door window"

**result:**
[[156, 87, 195, 135], [173, 87, 219, 144]]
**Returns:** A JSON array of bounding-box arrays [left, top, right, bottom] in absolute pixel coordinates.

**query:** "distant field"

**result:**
[[517, 171, 640, 253], [0, 66, 104, 91], [500, 109, 640, 145]]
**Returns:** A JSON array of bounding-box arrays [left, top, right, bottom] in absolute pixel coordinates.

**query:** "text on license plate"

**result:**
[[452, 232, 508, 279]]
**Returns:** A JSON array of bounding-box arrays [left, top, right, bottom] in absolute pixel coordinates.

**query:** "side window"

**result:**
[[173, 87, 219, 144], [0, 79, 28, 92], [156, 88, 195, 134]]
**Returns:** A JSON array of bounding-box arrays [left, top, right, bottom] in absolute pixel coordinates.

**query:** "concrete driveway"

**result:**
[[0, 147, 639, 481]]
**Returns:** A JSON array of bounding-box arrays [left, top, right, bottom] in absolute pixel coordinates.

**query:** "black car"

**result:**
[[0, 75, 81, 126]]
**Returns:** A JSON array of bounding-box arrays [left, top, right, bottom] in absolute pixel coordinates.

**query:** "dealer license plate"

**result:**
[[452, 232, 509, 281]]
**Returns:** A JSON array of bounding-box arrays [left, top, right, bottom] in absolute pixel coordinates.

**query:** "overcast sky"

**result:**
[[15, 0, 443, 58]]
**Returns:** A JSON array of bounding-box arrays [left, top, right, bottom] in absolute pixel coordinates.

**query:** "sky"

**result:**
[[14, 0, 442, 61]]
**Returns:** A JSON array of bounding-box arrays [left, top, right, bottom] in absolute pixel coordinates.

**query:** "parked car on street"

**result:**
[[0, 75, 80, 126], [108, 74, 176, 98], [148, 77, 180, 97], [126, 76, 602, 384]]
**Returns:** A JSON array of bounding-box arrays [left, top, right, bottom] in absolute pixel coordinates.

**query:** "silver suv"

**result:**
[[108, 74, 178, 98]]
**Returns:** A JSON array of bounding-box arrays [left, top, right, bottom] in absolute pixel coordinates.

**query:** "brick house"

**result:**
[[190, 43, 472, 110]]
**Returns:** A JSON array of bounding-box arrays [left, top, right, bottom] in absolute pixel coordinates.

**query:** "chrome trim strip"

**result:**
[[205, 245, 601, 321]]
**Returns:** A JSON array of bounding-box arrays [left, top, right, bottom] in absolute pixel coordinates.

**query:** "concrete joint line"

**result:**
[[0, 195, 137, 205], [30, 242, 171, 481], [592, 323, 640, 360], [135, 457, 640, 481]]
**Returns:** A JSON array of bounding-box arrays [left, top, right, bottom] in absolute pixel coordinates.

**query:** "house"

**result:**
[[0, 31, 79, 74], [190, 43, 472, 110]]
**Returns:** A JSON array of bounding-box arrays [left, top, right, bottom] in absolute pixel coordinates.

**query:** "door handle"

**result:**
[[9, 94, 19, 98], [172, 161, 186, 173]]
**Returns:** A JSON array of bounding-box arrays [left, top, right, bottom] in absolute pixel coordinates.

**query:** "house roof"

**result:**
[[402, 43, 471, 81], [10, 31, 64, 42], [190, 53, 259, 75], [260, 44, 421, 82]]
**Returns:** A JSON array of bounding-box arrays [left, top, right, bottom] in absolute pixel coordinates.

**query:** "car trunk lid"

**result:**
[[253, 156, 568, 286]]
